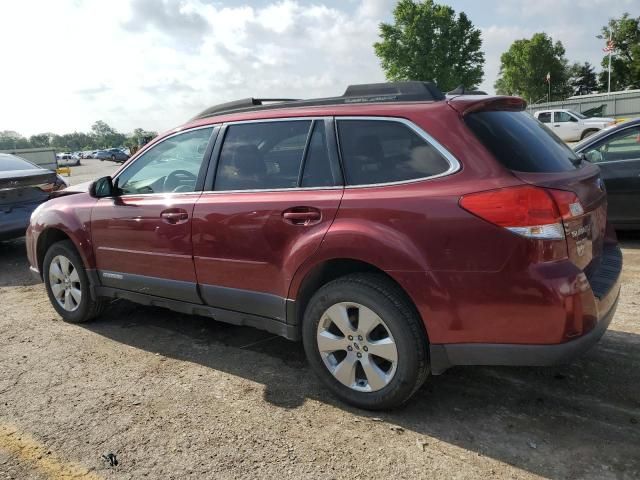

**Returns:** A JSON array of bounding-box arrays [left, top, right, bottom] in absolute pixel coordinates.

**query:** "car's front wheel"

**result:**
[[302, 273, 430, 410], [43, 240, 106, 323]]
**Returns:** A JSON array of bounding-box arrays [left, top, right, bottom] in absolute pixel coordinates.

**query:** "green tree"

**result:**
[[374, 0, 484, 92], [495, 33, 570, 102], [124, 128, 158, 149], [0, 131, 30, 150], [568, 62, 599, 95], [91, 120, 125, 148], [28, 133, 52, 148], [598, 13, 640, 91]]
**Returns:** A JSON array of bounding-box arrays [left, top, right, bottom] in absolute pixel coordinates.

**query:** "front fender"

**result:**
[[31, 193, 97, 271]]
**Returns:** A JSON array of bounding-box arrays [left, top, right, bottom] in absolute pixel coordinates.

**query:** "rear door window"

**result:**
[[336, 119, 451, 186], [215, 121, 310, 191], [465, 111, 580, 172]]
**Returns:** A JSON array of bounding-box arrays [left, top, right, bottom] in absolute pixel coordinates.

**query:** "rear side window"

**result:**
[[465, 111, 580, 172], [337, 120, 451, 186], [215, 121, 310, 191]]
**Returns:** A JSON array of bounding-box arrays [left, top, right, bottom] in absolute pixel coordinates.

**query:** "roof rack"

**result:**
[[190, 81, 445, 120]]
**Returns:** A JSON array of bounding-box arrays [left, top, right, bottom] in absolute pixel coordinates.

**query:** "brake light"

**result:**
[[459, 185, 583, 240]]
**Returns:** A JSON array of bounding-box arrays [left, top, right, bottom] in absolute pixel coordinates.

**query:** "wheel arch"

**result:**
[[36, 227, 86, 275], [288, 257, 429, 342]]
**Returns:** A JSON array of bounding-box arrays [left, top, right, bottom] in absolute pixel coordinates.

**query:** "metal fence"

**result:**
[[527, 90, 640, 119]]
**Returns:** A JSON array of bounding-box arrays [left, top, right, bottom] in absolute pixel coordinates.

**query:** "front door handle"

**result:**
[[282, 207, 321, 226], [161, 208, 189, 224]]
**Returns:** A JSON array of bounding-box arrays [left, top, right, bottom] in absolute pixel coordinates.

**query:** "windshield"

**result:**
[[569, 110, 587, 119]]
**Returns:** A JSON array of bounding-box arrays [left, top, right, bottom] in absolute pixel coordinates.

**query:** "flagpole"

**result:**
[[608, 32, 612, 93], [548, 78, 551, 102]]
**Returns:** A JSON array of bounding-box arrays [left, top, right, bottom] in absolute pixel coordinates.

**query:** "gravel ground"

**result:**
[[0, 161, 638, 479]]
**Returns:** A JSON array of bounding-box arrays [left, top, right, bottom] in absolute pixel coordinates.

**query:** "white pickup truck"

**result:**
[[533, 109, 615, 142]]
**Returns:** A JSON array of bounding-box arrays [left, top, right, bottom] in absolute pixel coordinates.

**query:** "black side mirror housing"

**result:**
[[89, 176, 116, 198]]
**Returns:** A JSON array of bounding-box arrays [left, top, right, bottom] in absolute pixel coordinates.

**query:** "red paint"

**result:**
[[26, 95, 620, 349]]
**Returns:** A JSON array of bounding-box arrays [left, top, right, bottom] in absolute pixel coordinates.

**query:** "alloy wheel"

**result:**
[[48, 255, 82, 312], [316, 302, 398, 392]]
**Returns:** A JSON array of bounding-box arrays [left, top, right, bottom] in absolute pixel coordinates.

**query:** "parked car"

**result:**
[[95, 148, 129, 163], [57, 152, 81, 167], [0, 153, 67, 240], [534, 109, 616, 141], [574, 118, 640, 230], [26, 82, 622, 409]]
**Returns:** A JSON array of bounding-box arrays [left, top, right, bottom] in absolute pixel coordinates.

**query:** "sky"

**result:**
[[0, 0, 636, 137]]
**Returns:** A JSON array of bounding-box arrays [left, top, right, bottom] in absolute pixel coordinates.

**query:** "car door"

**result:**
[[553, 111, 580, 141], [192, 118, 343, 322], [582, 126, 640, 227], [91, 126, 217, 302]]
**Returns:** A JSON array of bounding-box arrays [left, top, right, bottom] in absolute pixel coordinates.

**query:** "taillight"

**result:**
[[459, 185, 583, 240]]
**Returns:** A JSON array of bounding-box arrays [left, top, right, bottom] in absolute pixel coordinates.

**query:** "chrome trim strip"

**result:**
[[334, 116, 461, 189], [200, 186, 343, 194], [221, 116, 327, 126]]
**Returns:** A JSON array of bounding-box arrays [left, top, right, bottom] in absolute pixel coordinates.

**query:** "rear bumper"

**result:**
[[0, 203, 39, 240], [430, 244, 623, 374], [430, 291, 618, 374]]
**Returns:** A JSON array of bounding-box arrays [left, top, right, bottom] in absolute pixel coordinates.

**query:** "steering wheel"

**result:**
[[163, 169, 197, 192]]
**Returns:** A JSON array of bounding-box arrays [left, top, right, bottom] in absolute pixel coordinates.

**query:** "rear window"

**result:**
[[0, 154, 39, 171], [465, 111, 580, 172]]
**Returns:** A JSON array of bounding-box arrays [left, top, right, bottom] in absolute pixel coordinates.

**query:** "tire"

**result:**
[[302, 273, 430, 410], [581, 129, 598, 140], [111, 154, 116, 161], [43, 240, 107, 323]]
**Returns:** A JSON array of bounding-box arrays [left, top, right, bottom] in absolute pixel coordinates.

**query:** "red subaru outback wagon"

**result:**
[[26, 82, 622, 409]]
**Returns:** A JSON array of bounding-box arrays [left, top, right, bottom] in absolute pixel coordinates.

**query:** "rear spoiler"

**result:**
[[447, 96, 527, 115]]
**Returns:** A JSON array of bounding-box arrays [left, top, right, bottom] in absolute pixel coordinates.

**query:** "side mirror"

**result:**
[[89, 176, 116, 198], [583, 150, 603, 164]]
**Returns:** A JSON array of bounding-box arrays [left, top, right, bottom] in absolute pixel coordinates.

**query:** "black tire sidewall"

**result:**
[[43, 240, 94, 323], [302, 277, 427, 410]]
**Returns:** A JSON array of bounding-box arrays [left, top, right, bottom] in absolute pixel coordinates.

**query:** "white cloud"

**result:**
[[0, 0, 387, 136], [0, 0, 636, 136]]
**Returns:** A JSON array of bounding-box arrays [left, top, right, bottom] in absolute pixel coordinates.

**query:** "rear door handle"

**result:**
[[161, 208, 189, 224], [282, 207, 321, 226]]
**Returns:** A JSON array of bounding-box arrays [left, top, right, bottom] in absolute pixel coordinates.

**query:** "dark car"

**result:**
[[574, 118, 640, 230], [95, 148, 129, 163], [26, 82, 622, 409], [0, 153, 67, 241]]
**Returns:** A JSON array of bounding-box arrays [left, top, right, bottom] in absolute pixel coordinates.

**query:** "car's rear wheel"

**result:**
[[111, 154, 116, 161], [302, 273, 429, 410], [43, 240, 106, 323]]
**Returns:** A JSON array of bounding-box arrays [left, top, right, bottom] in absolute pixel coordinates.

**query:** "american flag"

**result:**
[[603, 40, 615, 52]]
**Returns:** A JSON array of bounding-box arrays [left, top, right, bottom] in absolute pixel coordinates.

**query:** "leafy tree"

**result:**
[[91, 120, 125, 148], [124, 128, 158, 149], [598, 13, 640, 91], [374, 0, 484, 92], [0, 131, 30, 150], [495, 33, 570, 102], [28, 133, 52, 148], [568, 62, 599, 95]]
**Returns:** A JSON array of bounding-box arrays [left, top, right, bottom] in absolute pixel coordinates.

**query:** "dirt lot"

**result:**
[[0, 161, 639, 479]]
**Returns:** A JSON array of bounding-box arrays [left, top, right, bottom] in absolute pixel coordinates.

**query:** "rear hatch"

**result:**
[[459, 101, 607, 272], [0, 169, 60, 209]]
